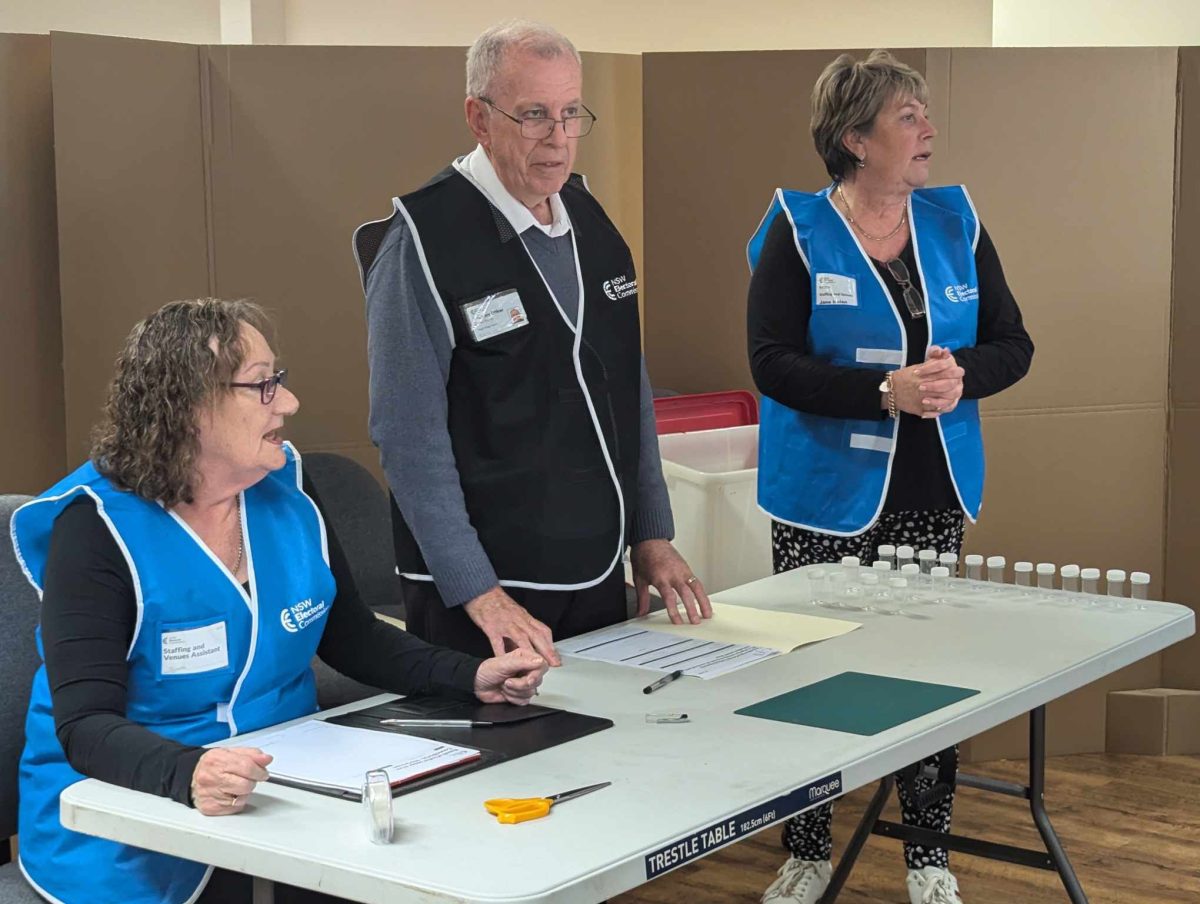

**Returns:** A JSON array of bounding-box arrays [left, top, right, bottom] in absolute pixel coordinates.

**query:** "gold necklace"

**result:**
[[837, 182, 908, 242], [230, 496, 244, 575]]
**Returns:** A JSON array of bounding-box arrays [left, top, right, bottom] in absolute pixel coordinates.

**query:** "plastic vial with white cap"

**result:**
[[1014, 561, 1034, 588], [824, 571, 847, 608], [877, 544, 896, 570], [964, 554, 985, 584], [929, 566, 951, 603], [1080, 568, 1101, 595], [918, 549, 938, 575], [807, 568, 827, 605], [858, 571, 881, 611], [900, 563, 921, 582], [939, 552, 959, 577], [1130, 572, 1151, 602], [872, 560, 893, 575], [1036, 563, 1056, 590], [1060, 564, 1080, 593], [889, 575, 910, 604], [987, 555, 1006, 584], [840, 555, 861, 583], [1106, 569, 1127, 598], [896, 546, 915, 571]]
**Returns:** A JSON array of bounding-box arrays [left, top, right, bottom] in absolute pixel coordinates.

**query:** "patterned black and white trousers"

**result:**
[[773, 510, 966, 870]]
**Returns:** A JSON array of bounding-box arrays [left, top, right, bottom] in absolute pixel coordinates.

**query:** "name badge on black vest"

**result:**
[[461, 289, 530, 342]]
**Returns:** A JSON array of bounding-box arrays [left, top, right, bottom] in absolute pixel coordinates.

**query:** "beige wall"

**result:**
[[0, 34, 65, 494], [994, 0, 1200, 46], [0, 1, 220, 42], [282, 1, 992, 51]]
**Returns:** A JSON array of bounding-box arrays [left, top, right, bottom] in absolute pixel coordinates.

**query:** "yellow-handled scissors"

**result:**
[[484, 781, 611, 824]]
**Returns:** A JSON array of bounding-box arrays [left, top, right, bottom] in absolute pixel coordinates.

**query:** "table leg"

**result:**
[[252, 876, 276, 904], [1027, 706, 1088, 904], [818, 775, 893, 903]]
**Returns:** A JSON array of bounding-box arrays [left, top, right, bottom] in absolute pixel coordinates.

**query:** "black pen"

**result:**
[[643, 669, 684, 694]]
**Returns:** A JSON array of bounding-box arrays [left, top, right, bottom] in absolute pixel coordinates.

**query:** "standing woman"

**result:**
[[746, 51, 1033, 904]]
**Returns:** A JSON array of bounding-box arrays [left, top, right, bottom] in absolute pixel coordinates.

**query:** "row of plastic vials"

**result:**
[[818, 546, 1151, 601]]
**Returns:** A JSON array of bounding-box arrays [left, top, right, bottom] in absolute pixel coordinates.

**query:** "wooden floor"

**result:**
[[613, 755, 1200, 903]]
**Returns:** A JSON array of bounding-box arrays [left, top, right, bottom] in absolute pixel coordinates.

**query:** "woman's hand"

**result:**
[[890, 347, 964, 418], [190, 747, 273, 816], [474, 648, 549, 705]]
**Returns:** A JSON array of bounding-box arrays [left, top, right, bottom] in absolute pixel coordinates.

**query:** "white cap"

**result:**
[[889, 577, 908, 589], [1131, 571, 1151, 584], [939, 552, 958, 565], [827, 571, 847, 584], [1106, 569, 1127, 582], [878, 544, 896, 556], [987, 556, 1006, 567], [860, 572, 879, 585], [1036, 563, 1056, 575], [900, 563, 920, 576], [897, 545, 915, 558], [807, 568, 826, 579], [918, 549, 937, 561], [1080, 568, 1101, 580], [930, 566, 950, 577], [840, 555, 860, 568], [872, 560, 892, 571], [1060, 564, 1080, 578], [965, 554, 984, 566], [1014, 561, 1033, 573]]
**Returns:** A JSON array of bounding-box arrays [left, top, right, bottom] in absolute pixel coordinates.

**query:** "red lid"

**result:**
[[653, 390, 759, 435]]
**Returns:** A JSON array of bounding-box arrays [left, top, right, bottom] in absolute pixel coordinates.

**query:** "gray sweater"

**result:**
[[365, 213, 674, 608]]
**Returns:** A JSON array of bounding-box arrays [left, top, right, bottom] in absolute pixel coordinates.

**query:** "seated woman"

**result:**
[[12, 299, 548, 904]]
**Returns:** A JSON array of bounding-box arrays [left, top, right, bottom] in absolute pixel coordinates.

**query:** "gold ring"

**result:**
[[230, 795, 241, 807], [685, 576, 698, 585]]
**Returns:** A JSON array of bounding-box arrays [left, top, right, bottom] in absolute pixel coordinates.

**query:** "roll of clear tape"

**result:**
[[362, 769, 394, 844]]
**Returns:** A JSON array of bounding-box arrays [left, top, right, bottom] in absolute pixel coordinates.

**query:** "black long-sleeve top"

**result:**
[[39, 472, 483, 807], [747, 214, 1034, 512]]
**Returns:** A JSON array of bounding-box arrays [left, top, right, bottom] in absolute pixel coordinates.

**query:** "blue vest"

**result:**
[[12, 443, 335, 904], [746, 185, 985, 535]]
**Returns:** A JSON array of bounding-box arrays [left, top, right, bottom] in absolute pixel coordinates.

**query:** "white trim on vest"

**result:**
[[388, 196, 457, 350], [961, 185, 981, 253], [777, 188, 812, 274], [288, 442, 329, 566], [352, 204, 399, 291]]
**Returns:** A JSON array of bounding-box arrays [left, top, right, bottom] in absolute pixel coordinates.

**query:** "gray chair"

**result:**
[[302, 453, 398, 710], [0, 495, 48, 901]]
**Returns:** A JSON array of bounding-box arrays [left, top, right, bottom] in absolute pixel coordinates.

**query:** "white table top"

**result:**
[[60, 571, 1194, 903]]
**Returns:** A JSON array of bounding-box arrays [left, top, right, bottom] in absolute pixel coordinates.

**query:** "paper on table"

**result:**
[[245, 719, 481, 794], [557, 623, 778, 679], [639, 602, 859, 653]]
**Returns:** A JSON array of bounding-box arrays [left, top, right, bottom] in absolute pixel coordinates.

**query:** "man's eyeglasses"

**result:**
[[229, 369, 288, 404], [479, 98, 597, 140], [884, 259, 926, 319]]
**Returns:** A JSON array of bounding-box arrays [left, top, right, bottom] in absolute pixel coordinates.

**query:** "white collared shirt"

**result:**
[[453, 145, 573, 238]]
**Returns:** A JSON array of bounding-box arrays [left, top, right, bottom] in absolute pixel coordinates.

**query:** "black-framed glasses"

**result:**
[[479, 97, 597, 139], [229, 369, 288, 404], [884, 259, 926, 319]]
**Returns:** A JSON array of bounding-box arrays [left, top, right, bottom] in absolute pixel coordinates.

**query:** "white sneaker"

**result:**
[[761, 858, 833, 903], [907, 866, 963, 904]]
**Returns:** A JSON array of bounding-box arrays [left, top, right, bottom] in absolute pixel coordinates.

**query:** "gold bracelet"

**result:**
[[886, 371, 898, 419]]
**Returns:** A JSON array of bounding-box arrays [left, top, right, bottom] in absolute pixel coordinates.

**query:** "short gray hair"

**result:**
[[811, 50, 929, 182], [466, 19, 581, 99]]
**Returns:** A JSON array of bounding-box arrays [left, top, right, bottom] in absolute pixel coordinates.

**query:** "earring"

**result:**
[[855, 157, 866, 169]]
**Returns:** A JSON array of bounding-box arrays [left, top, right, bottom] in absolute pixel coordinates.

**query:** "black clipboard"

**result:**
[[320, 696, 613, 800]]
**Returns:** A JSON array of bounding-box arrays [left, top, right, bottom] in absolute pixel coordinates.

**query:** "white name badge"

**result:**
[[815, 273, 858, 307], [161, 621, 229, 676], [462, 290, 530, 342]]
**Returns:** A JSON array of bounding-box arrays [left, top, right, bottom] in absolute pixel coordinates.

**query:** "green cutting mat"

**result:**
[[735, 671, 980, 736]]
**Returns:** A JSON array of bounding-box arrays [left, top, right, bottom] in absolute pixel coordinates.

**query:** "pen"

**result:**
[[379, 719, 484, 727], [643, 669, 684, 695]]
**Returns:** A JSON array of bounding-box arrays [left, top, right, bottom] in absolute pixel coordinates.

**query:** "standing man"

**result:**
[[356, 20, 710, 663]]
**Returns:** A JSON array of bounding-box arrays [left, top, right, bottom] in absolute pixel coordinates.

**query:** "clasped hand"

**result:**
[[890, 346, 964, 418]]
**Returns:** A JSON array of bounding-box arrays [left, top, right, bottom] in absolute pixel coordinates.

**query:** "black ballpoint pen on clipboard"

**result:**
[[643, 669, 684, 694]]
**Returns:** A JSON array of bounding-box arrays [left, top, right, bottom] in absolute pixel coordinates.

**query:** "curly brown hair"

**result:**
[[91, 299, 276, 507]]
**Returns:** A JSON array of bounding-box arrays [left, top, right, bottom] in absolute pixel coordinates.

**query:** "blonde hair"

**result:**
[[811, 50, 929, 182]]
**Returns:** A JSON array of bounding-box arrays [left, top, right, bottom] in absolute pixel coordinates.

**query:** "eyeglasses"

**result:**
[[479, 98, 597, 140], [229, 369, 288, 404], [884, 259, 926, 319]]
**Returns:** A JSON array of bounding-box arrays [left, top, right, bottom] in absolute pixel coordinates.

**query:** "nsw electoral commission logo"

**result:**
[[944, 283, 979, 304], [280, 598, 329, 633], [603, 274, 638, 300]]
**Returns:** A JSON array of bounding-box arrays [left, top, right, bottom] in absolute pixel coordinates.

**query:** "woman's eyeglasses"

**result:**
[[884, 259, 926, 319], [229, 369, 288, 404]]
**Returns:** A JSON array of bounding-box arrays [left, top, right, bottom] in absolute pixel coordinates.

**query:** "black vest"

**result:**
[[358, 168, 642, 588]]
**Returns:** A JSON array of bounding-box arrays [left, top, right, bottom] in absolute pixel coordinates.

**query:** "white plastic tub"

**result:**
[[656, 424, 773, 594]]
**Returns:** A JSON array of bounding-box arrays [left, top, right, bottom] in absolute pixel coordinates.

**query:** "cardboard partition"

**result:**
[[1106, 688, 1200, 756], [52, 35, 644, 483], [1164, 47, 1200, 688], [0, 34, 64, 493]]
